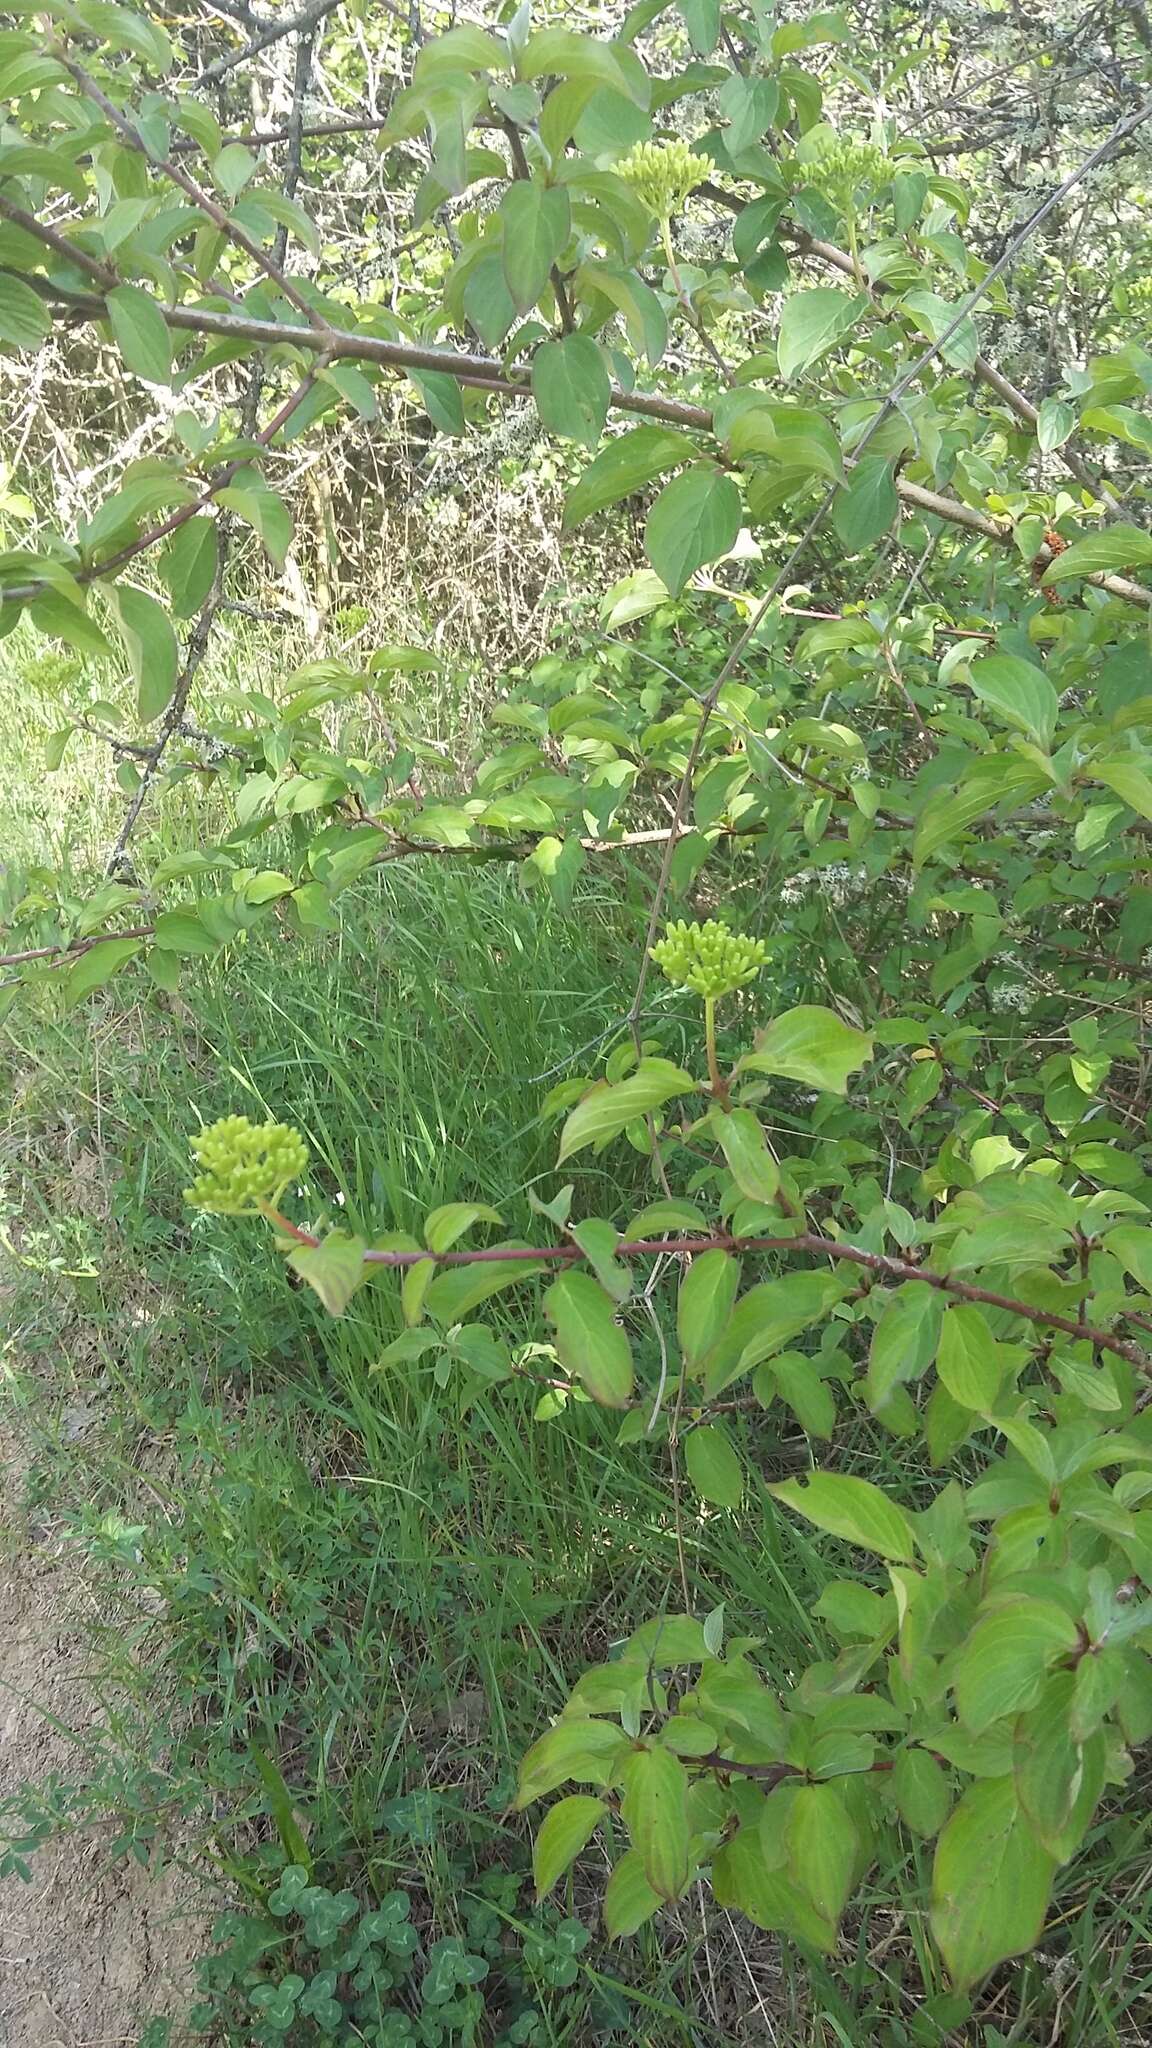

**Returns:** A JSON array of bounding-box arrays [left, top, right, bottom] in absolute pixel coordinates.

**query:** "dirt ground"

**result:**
[[0, 1430, 212, 2048]]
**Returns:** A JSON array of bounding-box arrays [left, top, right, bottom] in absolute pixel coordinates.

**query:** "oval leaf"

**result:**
[[684, 1423, 744, 1509], [545, 1269, 634, 1406], [533, 1794, 607, 1899], [770, 1471, 917, 1562], [109, 584, 179, 722], [644, 464, 742, 595], [931, 1777, 1055, 1992], [677, 1249, 741, 1370], [558, 1057, 696, 1161], [105, 282, 172, 384], [740, 1006, 872, 1094]]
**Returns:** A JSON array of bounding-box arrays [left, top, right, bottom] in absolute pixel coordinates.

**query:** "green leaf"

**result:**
[[1037, 396, 1076, 452], [892, 1748, 951, 1837], [621, 1746, 690, 1899], [532, 333, 611, 448], [709, 1104, 780, 1204], [740, 1006, 872, 1094], [771, 1472, 917, 1562], [901, 287, 979, 371], [424, 1202, 503, 1253], [519, 28, 648, 104], [401, 1245, 435, 1328], [253, 187, 321, 257], [785, 1783, 857, 1926], [30, 591, 112, 657], [772, 10, 848, 52], [625, 1199, 710, 1237], [563, 424, 695, 528], [931, 1777, 1055, 1991], [892, 170, 927, 231], [935, 1304, 1003, 1411], [578, 261, 667, 365], [603, 1848, 662, 1938], [1071, 1649, 1124, 1742], [833, 456, 897, 551], [677, 1249, 741, 1370], [777, 287, 862, 380], [250, 1747, 313, 1875], [644, 464, 741, 594], [414, 23, 510, 77], [1106, 1224, 1152, 1291], [703, 1272, 845, 1398], [677, 0, 719, 52], [517, 1716, 630, 1806], [0, 271, 51, 349], [725, 400, 844, 481], [1042, 524, 1152, 584], [463, 252, 518, 348], [952, 1600, 1082, 1735], [713, 1826, 836, 1950], [545, 1269, 635, 1406], [625, 1613, 710, 1664], [913, 758, 1050, 865], [424, 1246, 546, 1322], [321, 362, 377, 421], [63, 937, 142, 1008], [765, 1353, 836, 1438], [569, 1218, 630, 1302], [866, 1283, 942, 1420], [153, 909, 216, 955], [1092, 756, 1152, 822], [557, 1057, 696, 1160], [500, 180, 571, 312], [287, 1232, 367, 1316], [1082, 403, 1152, 454], [105, 283, 172, 384], [217, 485, 292, 568], [212, 142, 257, 197], [160, 515, 218, 620], [533, 1795, 607, 1900], [684, 1423, 743, 1508], [146, 948, 180, 993], [109, 584, 179, 722], [696, 1662, 788, 1747], [411, 368, 465, 435], [718, 73, 779, 153], [1012, 1674, 1100, 1854], [369, 646, 443, 675], [967, 652, 1057, 752]]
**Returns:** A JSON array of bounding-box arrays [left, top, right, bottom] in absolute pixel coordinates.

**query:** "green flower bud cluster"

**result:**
[[185, 1114, 309, 1216], [802, 137, 891, 210], [650, 919, 768, 999], [617, 139, 713, 218]]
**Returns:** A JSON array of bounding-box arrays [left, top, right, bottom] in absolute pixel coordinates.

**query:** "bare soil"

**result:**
[[0, 1431, 212, 2047]]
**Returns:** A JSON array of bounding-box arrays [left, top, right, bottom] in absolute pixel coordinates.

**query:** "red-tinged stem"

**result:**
[[259, 1202, 316, 1243], [267, 1219, 1150, 1370]]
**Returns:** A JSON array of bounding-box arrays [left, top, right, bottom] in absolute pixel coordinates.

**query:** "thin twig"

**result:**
[[194, 0, 343, 89], [54, 46, 330, 331]]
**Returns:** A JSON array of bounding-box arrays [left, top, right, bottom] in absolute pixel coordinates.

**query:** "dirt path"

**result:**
[[0, 1432, 211, 2047]]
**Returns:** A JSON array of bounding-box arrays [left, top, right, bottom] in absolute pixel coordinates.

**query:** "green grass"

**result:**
[[5, 656, 1152, 2046]]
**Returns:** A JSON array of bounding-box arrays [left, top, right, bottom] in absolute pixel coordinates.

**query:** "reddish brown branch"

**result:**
[[8, 286, 1147, 612], [280, 1224, 1152, 1371]]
